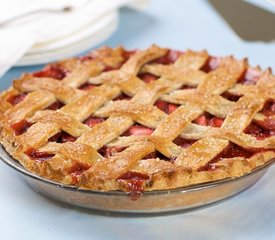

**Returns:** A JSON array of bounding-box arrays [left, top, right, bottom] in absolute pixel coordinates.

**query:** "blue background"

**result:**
[[0, 1, 275, 239]]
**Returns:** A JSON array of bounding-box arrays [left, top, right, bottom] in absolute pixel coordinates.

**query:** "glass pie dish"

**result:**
[[1, 145, 273, 214], [0, 45, 274, 214]]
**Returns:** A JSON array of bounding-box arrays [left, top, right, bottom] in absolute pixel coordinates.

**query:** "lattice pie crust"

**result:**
[[0, 45, 274, 198]]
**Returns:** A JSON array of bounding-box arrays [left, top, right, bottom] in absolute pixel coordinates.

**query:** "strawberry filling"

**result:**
[[153, 50, 184, 65], [46, 100, 64, 110], [255, 119, 275, 131], [33, 65, 68, 80], [7, 93, 27, 106], [143, 151, 172, 161], [79, 83, 97, 90], [244, 122, 274, 140], [181, 85, 196, 90], [100, 125, 154, 160], [25, 148, 55, 162], [193, 114, 224, 128], [194, 115, 208, 126], [99, 146, 126, 158], [209, 117, 224, 128], [238, 68, 261, 85], [201, 57, 220, 72], [173, 137, 196, 148], [113, 93, 131, 101], [67, 161, 91, 184], [103, 65, 123, 72], [221, 92, 242, 102], [49, 131, 77, 143], [218, 143, 256, 158], [11, 120, 33, 136], [117, 171, 149, 201], [251, 99, 275, 135], [122, 50, 137, 60], [198, 143, 256, 172], [123, 125, 154, 136], [79, 53, 96, 62], [155, 100, 179, 114], [138, 73, 158, 83], [84, 117, 105, 128], [143, 152, 157, 159], [260, 100, 275, 117]]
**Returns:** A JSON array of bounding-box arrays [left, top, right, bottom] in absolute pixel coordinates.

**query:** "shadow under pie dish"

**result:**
[[0, 45, 274, 212]]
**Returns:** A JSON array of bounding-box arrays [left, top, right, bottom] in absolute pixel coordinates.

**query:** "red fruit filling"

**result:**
[[117, 171, 150, 201], [48, 131, 77, 143], [143, 151, 157, 159], [198, 143, 256, 172], [193, 114, 224, 128], [255, 119, 275, 132], [7, 93, 27, 106], [180, 85, 196, 90], [102, 50, 137, 70], [103, 63, 125, 72], [100, 147, 171, 162], [255, 100, 275, 134], [33, 65, 67, 80], [260, 100, 275, 117], [99, 146, 126, 158], [155, 100, 179, 114], [113, 93, 131, 101], [99, 125, 154, 160], [67, 161, 91, 184], [173, 137, 196, 148], [153, 50, 184, 65], [201, 57, 220, 72], [142, 151, 171, 161], [221, 92, 242, 102], [219, 143, 256, 158], [84, 117, 105, 128], [122, 50, 137, 60], [123, 125, 154, 136], [138, 73, 158, 83], [209, 117, 224, 128], [244, 122, 274, 140], [79, 82, 97, 90], [25, 148, 55, 162], [11, 120, 33, 136], [238, 68, 261, 85], [79, 53, 96, 62], [46, 100, 64, 110]]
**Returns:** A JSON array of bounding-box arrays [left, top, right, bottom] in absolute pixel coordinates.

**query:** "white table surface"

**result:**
[[0, 1, 275, 239]]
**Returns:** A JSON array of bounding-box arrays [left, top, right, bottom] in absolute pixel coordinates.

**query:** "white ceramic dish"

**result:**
[[16, 11, 118, 66]]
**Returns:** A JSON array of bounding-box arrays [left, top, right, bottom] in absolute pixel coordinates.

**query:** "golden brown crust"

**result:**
[[0, 45, 274, 193]]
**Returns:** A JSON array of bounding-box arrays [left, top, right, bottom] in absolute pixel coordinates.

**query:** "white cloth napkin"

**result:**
[[0, 0, 148, 78]]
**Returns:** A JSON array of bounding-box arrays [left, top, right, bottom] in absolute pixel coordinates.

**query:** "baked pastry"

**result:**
[[0, 45, 274, 200]]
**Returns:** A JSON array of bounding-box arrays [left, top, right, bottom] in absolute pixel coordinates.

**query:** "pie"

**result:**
[[0, 45, 274, 200]]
